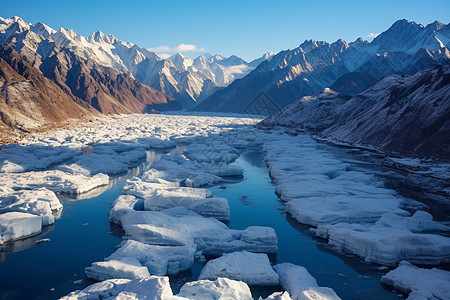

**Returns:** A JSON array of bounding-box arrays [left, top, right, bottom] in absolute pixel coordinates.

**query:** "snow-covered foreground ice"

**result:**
[[63, 276, 255, 300], [72, 260, 341, 300], [381, 261, 450, 300], [178, 277, 253, 300]]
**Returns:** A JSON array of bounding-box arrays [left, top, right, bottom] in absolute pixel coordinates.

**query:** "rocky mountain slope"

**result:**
[[0, 45, 94, 134], [259, 63, 450, 161], [196, 19, 450, 113]]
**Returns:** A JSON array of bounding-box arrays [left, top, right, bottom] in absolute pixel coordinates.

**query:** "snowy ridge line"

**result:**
[[260, 130, 450, 267], [0, 16, 276, 108], [196, 20, 450, 113]]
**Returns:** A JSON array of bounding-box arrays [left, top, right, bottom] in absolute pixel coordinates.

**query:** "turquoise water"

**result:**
[[0, 140, 430, 300]]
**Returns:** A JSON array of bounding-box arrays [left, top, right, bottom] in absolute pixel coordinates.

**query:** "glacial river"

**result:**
[[1, 136, 444, 299]]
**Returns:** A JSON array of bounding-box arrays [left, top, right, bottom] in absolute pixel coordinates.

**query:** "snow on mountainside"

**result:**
[[0, 16, 273, 108], [260, 63, 450, 161], [196, 19, 450, 113]]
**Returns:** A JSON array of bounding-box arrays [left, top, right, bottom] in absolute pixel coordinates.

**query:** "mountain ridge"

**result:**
[[259, 63, 450, 161], [195, 19, 450, 113], [0, 16, 274, 108]]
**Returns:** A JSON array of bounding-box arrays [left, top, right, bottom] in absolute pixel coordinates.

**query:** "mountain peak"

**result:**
[[299, 39, 319, 52], [88, 30, 117, 43], [332, 38, 349, 47], [371, 19, 425, 52], [210, 54, 224, 63], [425, 20, 446, 31], [31, 22, 56, 38], [2, 16, 29, 30]]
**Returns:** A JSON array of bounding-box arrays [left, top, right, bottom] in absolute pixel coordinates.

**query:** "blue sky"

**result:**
[[3, 0, 450, 61]]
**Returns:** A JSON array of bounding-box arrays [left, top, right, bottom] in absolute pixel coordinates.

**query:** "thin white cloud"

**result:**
[[147, 43, 205, 54], [147, 45, 171, 52], [366, 32, 380, 39]]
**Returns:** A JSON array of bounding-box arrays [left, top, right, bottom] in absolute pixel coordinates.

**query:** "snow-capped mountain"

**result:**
[[0, 16, 274, 108], [260, 63, 450, 161], [195, 19, 450, 113], [0, 17, 180, 133]]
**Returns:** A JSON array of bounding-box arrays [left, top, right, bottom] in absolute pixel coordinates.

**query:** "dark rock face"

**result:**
[[330, 72, 379, 95], [260, 64, 450, 161]]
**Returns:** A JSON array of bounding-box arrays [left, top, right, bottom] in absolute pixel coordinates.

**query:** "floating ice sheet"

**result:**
[[199, 251, 279, 286], [381, 261, 450, 300]]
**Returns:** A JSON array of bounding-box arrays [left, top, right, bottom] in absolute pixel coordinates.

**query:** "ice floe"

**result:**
[[314, 212, 450, 266], [109, 195, 144, 226], [119, 207, 277, 255], [178, 277, 253, 300], [262, 133, 409, 226], [0, 188, 62, 225], [381, 261, 450, 300], [63, 276, 256, 300], [58, 142, 147, 176], [61, 276, 183, 300], [0, 212, 42, 244], [149, 154, 218, 183], [0, 170, 109, 194], [148, 154, 243, 187], [273, 263, 341, 300], [0, 143, 76, 173], [107, 239, 196, 275], [198, 251, 279, 286], [286, 194, 408, 227], [123, 179, 230, 221], [85, 257, 151, 281], [262, 291, 293, 300], [185, 141, 239, 164]]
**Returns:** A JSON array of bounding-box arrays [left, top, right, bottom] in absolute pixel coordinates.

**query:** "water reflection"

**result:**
[[0, 224, 54, 257]]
